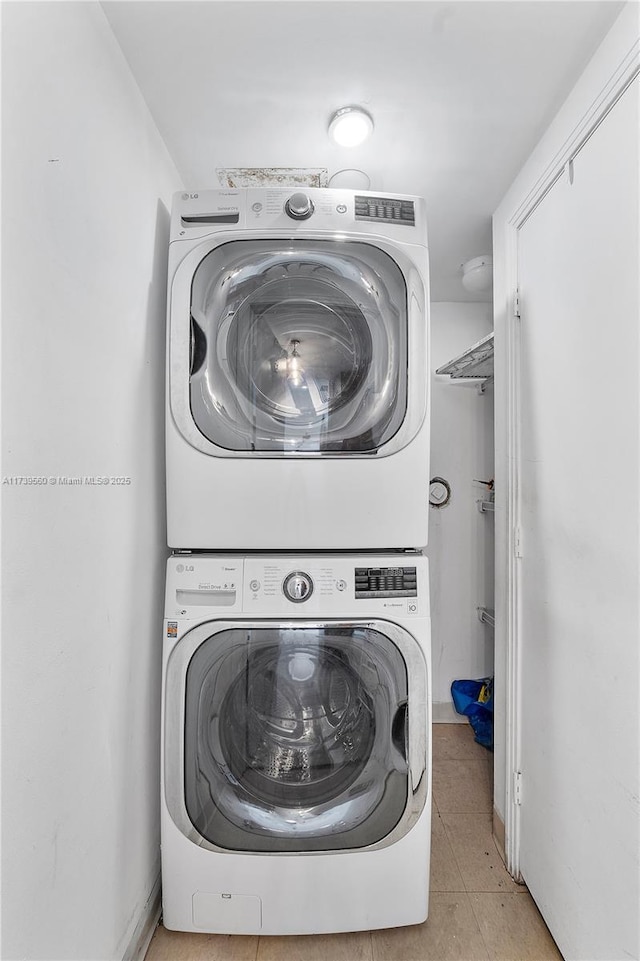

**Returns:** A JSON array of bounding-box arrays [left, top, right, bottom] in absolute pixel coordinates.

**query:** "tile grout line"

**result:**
[[467, 891, 498, 961], [438, 811, 480, 899], [433, 733, 480, 898]]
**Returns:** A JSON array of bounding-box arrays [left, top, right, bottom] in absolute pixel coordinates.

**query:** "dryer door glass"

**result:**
[[189, 240, 407, 453], [183, 625, 409, 851]]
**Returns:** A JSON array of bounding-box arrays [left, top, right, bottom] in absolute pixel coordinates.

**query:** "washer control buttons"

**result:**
[[249, 579, 261, 592], [336, 579, 347, 591], [284, 192, 315, 220], [283, 571, 314, 603], [355, 566, 417, 598]]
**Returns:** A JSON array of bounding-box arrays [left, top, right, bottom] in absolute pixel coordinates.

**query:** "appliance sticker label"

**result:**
[[167, 621, 178, 638]]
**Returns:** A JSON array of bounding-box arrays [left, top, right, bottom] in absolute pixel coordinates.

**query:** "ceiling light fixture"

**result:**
[[328, 106, 374, 147], [461, 256, 493, 293]]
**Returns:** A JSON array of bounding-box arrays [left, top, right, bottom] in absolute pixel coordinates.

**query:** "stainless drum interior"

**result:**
[[219, 643, 375, 806], [226, 277, 373, 425]]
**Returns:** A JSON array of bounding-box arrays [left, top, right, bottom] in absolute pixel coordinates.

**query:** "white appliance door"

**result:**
[[186, 240, 408, 454], [515, 77, 639, 960], [165, 620, 427, 853]]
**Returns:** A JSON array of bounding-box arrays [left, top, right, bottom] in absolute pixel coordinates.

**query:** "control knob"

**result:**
[[284, 192, 314, 221], [283, 571, 314, 603]]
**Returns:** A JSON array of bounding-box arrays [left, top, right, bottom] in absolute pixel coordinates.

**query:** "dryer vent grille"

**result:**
[[216, 167, 328, 188]]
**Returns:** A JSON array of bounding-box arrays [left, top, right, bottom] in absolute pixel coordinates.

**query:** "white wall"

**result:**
[[1, 4, 182, 959], [492, 0, 640, 829], [513, 77, 638, 960], [428, 303, 494, 720]]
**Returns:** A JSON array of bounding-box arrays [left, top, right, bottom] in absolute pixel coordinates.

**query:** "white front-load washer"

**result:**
[[166, 188, 430, 550], [161, 552, 431, 935]]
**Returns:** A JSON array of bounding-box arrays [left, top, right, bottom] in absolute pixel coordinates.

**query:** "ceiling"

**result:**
[[102, 0, 623, 301]]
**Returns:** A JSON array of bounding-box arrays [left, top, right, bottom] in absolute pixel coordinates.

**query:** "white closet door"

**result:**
[[516, 77, 639, 961]]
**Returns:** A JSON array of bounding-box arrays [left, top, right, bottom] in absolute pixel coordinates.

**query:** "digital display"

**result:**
[[354, 566, 417, 598], [354, 196, 415, 226]]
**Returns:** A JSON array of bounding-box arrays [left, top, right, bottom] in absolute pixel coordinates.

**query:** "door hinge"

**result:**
[[514, 526, 523, 558], [565, 158, 575, 186], [513, 288, 521, 318], [513, 771, 523, 806]]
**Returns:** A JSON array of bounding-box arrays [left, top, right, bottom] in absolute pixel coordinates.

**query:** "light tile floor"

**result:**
[[145, 724, 563, 961]]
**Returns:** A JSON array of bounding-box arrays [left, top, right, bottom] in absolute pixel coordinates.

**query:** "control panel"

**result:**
[[171, 188, 425, 242], [243, 555, 424, 614], [165, 554, 428, 619]]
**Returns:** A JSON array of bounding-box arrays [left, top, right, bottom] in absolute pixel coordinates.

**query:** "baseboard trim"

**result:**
[[492, 806, 506, 865], [432, 701, 466, 724], [493, 806, 525, 885], [123, 871, 162, 961]]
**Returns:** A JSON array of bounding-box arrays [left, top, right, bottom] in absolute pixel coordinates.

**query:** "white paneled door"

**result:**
[[516, 77, 639, 961]]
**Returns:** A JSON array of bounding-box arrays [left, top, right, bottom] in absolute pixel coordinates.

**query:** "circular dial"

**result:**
[[283, 571, 314, 603], [284, 192, 315, 220]]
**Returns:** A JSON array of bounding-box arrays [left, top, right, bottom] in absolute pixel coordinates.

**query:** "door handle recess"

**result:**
[[391, 701, 409, 762], [190, 317, 207, 376]]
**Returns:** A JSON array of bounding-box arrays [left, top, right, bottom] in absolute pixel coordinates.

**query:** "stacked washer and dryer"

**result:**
[[162, 187, 432, 936]]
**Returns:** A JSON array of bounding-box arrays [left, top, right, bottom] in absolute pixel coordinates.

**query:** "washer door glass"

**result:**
[[189, 240, 408, 453], [183, 625, 409, 852]]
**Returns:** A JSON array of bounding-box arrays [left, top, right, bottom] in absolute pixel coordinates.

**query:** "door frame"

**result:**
[[493, 11, 639, 878]]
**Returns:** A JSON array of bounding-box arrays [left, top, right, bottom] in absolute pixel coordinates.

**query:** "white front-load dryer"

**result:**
[[166, 188, 430, 550], [161, 552, 431, 935]]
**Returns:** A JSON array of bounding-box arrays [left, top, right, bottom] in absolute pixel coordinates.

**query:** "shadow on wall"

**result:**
[[147, 198, 171, 553], [112, 197, 173, 959]]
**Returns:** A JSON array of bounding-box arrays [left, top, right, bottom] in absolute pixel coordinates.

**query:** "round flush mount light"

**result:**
[[328, 106, 374, 147], [461, 256, 493, 293]]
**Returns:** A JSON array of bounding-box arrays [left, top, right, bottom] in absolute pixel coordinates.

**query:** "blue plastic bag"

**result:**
[[451, 677, 493, 750]]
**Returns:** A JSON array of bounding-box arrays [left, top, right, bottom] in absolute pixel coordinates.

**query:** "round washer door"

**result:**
[[164, 620, 428, 853], [188, 240, 408, 454]]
